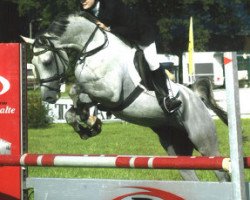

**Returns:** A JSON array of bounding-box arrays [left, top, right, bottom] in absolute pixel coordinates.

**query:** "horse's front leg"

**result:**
[[65, 84, 102, 139], [65, 105, 102, 140]]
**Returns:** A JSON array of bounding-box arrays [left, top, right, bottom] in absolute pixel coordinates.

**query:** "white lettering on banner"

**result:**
[[0, 75, 10, 95], [0, 106, 16, 114]]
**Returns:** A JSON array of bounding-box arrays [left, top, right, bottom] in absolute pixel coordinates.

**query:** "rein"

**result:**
[[77, 25, 108, 64]]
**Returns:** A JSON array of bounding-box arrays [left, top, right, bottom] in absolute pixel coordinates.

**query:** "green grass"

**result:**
[[28, 119, 250, 182]]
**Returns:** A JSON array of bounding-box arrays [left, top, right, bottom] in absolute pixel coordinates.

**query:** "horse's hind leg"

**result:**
[[198, 146, 231, 182], [153, 127, 199, 181], [160, 138, 199, 181], [189, 128, 231, 182], [201, 151, 230, 181], [214, 165, 231, 181]]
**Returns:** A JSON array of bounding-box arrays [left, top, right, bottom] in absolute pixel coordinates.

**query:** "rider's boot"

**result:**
[[151, 67, 182, 113]]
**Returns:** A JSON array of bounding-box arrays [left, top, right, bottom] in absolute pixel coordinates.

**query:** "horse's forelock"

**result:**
[[33, 35, 57, 48], [33, 36, 47, 48]]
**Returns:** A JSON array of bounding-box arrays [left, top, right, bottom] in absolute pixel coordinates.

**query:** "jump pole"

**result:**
[[0, 154, 233, 170]]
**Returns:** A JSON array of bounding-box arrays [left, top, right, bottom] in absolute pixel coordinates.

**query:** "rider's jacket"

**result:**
[[83, 0, 158, 46]]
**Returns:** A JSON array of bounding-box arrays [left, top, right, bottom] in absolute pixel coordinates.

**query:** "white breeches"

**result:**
[[139, 42, 159, 71]]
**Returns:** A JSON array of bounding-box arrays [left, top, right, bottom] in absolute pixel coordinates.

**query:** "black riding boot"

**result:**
[[151, 68, 182, 113]]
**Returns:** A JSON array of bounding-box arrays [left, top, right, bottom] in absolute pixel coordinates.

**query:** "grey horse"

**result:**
[[22, 12, 230, 181]]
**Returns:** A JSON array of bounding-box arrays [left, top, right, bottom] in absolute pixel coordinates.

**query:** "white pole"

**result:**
[[224, 52, 246, 200]]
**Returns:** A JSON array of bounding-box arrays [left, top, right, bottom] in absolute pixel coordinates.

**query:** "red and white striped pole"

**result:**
[[0, 154, 243, 171]]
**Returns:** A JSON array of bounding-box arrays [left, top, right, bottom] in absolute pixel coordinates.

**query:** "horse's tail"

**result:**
[[192, 78, 228, 126]]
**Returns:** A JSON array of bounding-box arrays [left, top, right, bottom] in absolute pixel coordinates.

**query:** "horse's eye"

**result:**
[[40, 52, 53, 66], [44, 58, 52, 66]]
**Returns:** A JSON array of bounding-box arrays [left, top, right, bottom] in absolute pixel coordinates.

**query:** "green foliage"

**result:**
[[28, 120, 250, 181], [27, 91, 51, 128], [18, 0, 40, 16], [18, 0, 79, 28], [16, 0, 250, 52], [125, 0, 250, 53]]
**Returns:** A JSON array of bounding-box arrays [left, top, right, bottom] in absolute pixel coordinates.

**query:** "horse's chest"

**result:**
[[75, 64, 121, 102], [75, 58, 113, 80]]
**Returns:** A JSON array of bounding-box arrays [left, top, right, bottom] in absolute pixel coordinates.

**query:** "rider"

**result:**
[[80, 0, 182, 113]]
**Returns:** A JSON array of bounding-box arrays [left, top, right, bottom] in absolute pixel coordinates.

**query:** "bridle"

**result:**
[[32, 21, 108, 92], [33, 36, 68, 92]]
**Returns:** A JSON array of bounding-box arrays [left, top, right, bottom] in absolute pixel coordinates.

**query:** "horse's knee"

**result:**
[[215, 170, 231, 182], [65, 106, 77, 124]]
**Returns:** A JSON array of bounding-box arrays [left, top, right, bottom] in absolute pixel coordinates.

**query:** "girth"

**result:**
[[97, 49, 153, 112]]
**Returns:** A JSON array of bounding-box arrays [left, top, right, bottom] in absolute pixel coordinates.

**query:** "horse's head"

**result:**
[[22, 12, 109, 103], [22, 35, 69, 103]]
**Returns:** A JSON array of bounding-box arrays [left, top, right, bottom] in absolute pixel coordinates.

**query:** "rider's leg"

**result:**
[[140, 43, 182, 113]]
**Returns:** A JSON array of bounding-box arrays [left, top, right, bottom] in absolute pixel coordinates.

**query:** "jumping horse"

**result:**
[[22, 12, 230, 181]]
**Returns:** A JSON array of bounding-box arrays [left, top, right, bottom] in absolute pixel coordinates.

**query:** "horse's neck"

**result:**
[[59, 16, 134, 76], [59, 16, 137, 103], [57, 16, 95, 48], [59, 15, 133, 56]]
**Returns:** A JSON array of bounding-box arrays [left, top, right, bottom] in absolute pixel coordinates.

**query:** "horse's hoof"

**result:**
[[87, 116, 102, 135], [87, 116, 102, 136]]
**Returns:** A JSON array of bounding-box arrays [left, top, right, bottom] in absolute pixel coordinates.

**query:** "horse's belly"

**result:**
[[114, 112, 166, 127], [112, 92, 168, 126], [113, 104, 167, 127]]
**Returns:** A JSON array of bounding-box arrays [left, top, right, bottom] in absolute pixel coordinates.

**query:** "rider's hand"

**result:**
[[96, 21, 111, 31]]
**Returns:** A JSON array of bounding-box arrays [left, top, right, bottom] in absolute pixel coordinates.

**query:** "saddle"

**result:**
[[133, 49, 179, 97], [133, 49, 154, 91]]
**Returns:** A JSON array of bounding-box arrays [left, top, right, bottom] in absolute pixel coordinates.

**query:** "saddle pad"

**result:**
[[128, 50, 180, 98]]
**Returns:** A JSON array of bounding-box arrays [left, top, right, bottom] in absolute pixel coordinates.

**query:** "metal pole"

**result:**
[[29, 18, 42, 39], [29, 21, 33, 39], [29, 20, 34, 50], [224, 52, 247, 200]]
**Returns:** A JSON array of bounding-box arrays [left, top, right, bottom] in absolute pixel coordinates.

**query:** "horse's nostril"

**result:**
[[45, 97, 57, 104]]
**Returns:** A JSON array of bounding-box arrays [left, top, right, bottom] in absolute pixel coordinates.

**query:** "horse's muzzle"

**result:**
[[41, 86, 60, 104], [43, 97, 54, 104]]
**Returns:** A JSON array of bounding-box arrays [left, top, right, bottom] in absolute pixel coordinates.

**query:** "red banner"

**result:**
[[0, 43, 24, 200]]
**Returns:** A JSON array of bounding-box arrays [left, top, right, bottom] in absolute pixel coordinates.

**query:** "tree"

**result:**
[[17, 0, 250, 53], [124, 0, 250, 53], [18, 0, 79, 29]]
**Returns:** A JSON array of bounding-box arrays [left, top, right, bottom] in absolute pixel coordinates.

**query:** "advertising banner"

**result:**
[[0, 43, 26, 200]]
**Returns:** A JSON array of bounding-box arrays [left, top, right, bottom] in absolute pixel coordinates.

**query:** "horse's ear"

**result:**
[[20, 35, 35, 45]]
